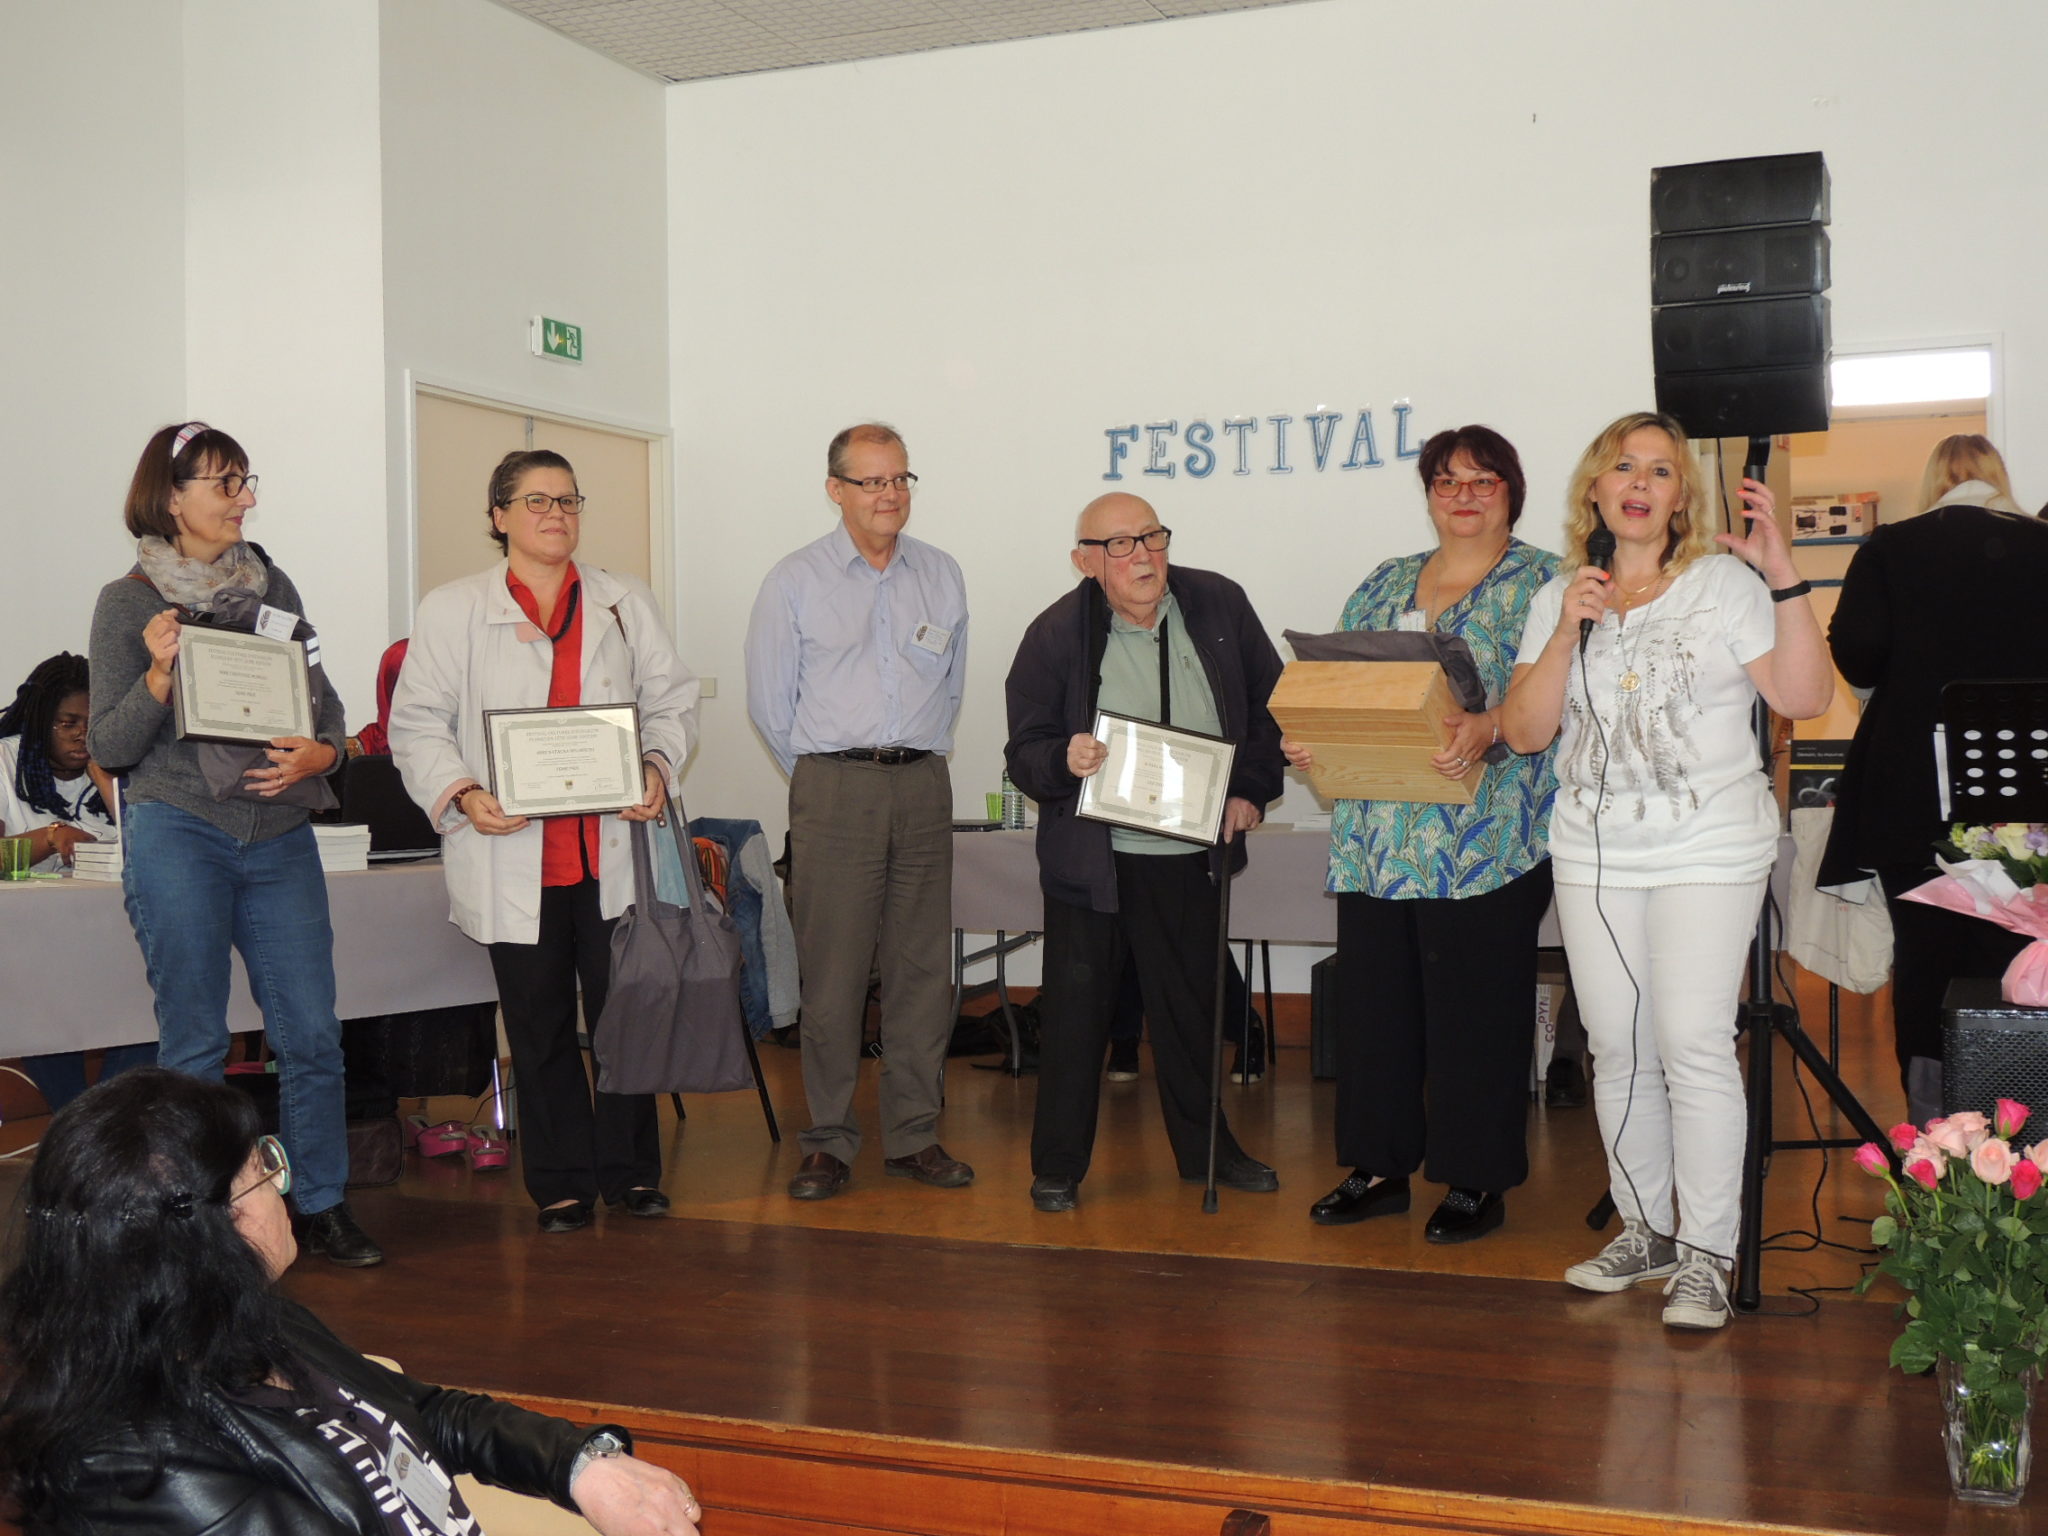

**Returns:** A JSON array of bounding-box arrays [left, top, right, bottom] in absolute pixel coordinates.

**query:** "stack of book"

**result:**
[[312, 824, 372, 873], [70, 839, 123, 883]]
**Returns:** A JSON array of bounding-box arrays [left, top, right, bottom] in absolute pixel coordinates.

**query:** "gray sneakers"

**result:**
[[1660, 1253, 1731, 1329], [1564, 1222, 1680, 1293]]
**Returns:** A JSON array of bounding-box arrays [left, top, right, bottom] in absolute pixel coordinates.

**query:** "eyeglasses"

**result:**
[[231, 1134, 293, 1202], [185, 473, 260, 497], [501, 493, 588, 515], [1077, 527, 1172, 559], [831, 474, 919, 495], [1430, 475, 1504, 501]]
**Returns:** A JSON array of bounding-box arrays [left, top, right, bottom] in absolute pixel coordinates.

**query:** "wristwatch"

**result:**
[[570, 1430, 628, 1485]]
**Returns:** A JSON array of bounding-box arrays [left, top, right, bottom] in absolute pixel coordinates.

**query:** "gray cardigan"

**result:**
[[88, 558, 348, 843]]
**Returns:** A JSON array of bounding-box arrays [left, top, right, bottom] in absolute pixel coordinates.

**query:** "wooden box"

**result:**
[[1268, 660, 1479, 805]]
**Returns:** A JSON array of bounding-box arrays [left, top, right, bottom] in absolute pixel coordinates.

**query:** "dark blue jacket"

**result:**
[[1004, 566, 1285, 914]]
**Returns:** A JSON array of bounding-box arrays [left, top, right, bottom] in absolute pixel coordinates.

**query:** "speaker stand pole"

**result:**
[[1733, 697, 1896, 1313]]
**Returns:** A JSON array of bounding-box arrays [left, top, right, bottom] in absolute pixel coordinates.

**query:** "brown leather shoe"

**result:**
[[884, 1143, 974, 1188], [788, 1151, 850, 1200]]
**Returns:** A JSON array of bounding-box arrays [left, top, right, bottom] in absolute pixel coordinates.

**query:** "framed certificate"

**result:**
[[484, 704, 644, 818], [172, 624, 315, 745], [1077, 710, 1238, 846]]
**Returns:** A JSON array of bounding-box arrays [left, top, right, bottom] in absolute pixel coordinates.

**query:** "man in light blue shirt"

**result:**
[[745, 423, 971, 1201]]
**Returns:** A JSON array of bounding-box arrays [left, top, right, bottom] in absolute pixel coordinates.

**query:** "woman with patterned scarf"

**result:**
[[87, 421, 381, 1269]]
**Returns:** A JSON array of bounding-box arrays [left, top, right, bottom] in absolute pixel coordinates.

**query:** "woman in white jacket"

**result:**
[[389, 450, 700, 1234]]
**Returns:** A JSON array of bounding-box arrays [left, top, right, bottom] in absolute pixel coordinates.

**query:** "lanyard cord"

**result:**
[[1157, 608, 1172, 727]]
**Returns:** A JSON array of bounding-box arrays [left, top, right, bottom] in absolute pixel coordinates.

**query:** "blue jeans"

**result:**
[[122, 801, 349, 1215]]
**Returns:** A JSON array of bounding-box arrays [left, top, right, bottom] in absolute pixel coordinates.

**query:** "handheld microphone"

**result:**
[[1581, 527, 1617, 652]]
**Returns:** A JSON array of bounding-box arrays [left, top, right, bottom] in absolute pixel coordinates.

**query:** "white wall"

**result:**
[[379, 0, 672, 650], [0, 2, 186, 692], [667, 0, 2048, 854], [182, 0, 388, 714]]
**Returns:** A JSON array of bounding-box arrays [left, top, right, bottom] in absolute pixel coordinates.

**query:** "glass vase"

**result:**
[[1938, 1357, 2035, 1504]]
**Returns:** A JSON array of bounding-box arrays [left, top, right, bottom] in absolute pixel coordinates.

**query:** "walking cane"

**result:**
[[1202, 854, 1231, 1214]]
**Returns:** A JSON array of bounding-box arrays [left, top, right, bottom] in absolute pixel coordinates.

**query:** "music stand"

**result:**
[[1937, 680, 2048, 823]]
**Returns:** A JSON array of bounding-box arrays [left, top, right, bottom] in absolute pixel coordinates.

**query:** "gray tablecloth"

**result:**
[[951, 825, 1796, 949], [1, 860, 497, 1055], [951, 826, 1343, 942]]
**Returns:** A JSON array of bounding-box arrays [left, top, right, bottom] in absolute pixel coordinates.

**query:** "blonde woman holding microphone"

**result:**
[[1502, 411, 1831, 1329]]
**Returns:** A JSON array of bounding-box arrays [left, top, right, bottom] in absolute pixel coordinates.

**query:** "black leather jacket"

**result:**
[[30, 1301, 621, 1535]]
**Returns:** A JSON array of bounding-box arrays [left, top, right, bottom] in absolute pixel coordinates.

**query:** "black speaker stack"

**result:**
[[1650, 151, 1832, 440]]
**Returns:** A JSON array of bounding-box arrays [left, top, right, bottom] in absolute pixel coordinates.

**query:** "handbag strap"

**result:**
[[664, 785, 710, 909], [609, 594, 708, 911], [628, 786, 712, 912]]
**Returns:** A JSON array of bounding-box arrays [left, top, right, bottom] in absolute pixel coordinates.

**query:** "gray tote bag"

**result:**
[[592, 794, 751, 1095]]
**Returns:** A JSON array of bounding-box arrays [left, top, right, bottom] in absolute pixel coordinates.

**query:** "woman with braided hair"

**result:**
[[0, 652, 115, 872], [3, 652, 152, 1112]]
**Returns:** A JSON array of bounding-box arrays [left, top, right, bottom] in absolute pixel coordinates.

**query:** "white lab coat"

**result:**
[[388, 562, 700, 946]]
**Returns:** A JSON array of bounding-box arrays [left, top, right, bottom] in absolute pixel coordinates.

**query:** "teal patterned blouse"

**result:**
[[1325, 538, 1558, 899]]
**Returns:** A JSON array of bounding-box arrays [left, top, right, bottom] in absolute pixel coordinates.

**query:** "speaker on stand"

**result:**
[[1643, 154, 1890, 1314]]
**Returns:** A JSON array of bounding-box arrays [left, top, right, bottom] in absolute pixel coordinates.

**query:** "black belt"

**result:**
[[821, 747, 930, 765]]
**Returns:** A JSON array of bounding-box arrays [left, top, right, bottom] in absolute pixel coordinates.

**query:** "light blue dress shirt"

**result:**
[[745, 523, 969, 775]]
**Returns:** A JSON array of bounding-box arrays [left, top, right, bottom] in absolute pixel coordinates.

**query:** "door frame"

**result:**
[[399, 371, 675, 622]]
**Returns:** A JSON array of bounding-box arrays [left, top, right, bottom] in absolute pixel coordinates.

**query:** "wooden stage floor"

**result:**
[[7, 971, 2035, 1532]]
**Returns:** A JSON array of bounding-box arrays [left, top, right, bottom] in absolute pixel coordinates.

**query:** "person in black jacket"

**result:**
[[1818, 434, 2048, 1123], [1004, 493, 1286, 1212], [0, 1069, 701, 1536]]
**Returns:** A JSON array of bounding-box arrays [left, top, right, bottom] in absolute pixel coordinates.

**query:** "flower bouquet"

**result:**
[[1901, 824, 2048, 1005], [1857, 1100, 2048, 1502]]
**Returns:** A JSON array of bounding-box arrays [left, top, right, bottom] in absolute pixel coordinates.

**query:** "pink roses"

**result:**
[[1858, 1101, 2047, 1198]]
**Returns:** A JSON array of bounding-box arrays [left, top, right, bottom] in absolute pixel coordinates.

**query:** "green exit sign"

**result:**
[[532, 316, 583, 363]]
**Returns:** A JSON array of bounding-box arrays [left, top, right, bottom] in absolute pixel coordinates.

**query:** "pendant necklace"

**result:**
[[1613, 570, 1665, 692], [1615, 611, 1650, 692]]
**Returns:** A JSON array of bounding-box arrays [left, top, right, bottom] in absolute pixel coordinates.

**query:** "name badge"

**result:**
[[910, 622, 951, 655], [1396, 608, 1429, 634], [386, 1441, 452, 1533], [255, 605, 300, 643]]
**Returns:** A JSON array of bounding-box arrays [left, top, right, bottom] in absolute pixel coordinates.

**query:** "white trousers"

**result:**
[[1554, 880, 1765, 1264]]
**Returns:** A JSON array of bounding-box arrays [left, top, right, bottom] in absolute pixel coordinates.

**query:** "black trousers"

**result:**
[[1034, 852, 1248, 1182], [487, 879, 660, 1208], [1332, 861, 1554, 1192], [1878, 861, 2031, 1079]]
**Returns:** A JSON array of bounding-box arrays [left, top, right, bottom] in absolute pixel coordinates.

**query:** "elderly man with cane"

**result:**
[[1004, 492, 1286, 1213]]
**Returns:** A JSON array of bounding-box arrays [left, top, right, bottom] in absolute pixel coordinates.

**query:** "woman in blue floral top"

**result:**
[[1282, 425, 1557, 1244]]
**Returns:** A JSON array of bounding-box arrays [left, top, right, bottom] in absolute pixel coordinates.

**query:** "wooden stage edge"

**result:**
[[495, 1390, 1852, 1536], [282, 1193, 2003, 1536]]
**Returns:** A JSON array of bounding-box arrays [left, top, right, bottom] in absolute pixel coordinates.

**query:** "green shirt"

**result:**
[[1096, 590, 1223, 855]]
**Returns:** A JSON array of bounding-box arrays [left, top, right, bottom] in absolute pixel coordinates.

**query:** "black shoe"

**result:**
[[606, 1187, 671, 1218], [1183, 1151, 1279, 1193], [788, 1151, 851, 1201], [884, 1143, 975, 1188], [1105, 1039, 1140, 1083], [1309, 1172, 1410, 1226], [301, 1203, 385, 1267], [1424, 1188, 1504, 1244], [1031, 1175, 1079, 1212], [537, 1200, 594, 1234], [1229, 1017, 1267, 1085], [1545, 1056, 1588, 1108]]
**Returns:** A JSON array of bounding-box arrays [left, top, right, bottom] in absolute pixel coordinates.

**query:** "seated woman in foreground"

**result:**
[[0, 1068, 702, 1535]]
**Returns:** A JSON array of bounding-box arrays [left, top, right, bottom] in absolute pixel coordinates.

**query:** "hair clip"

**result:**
[[162, 1192, 196, 1221]]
